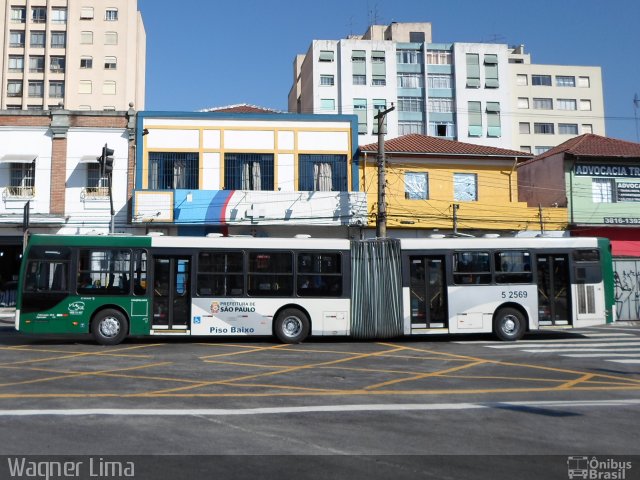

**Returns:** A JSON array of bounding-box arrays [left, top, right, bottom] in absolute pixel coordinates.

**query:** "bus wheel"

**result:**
[[494, 307, 526, 341], [92, 309, 128, 346], [274, 308, 310, 344]]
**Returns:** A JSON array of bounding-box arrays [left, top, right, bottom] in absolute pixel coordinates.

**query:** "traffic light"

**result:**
[[97, 144, 115, 174]]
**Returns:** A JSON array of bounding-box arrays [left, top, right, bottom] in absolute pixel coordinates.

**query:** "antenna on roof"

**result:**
[[634, 93, 640, 142]]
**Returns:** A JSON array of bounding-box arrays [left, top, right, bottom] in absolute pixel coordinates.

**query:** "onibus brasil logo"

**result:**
[[567, 456, 632, 479]]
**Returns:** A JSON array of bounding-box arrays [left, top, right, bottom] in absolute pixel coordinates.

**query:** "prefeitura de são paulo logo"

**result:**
[[567, 456, 632, 479]]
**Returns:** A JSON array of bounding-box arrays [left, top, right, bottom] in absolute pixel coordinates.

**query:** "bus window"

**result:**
[[132, 250, 147, 295], [297, 252, 342, 297], [24, 247, 71, 293], [495, 251, 532, 284], [248, 251, 293, 296], [453, 251, 491, 285], [197, 252, 244, 296], [77, 249, 131, 295]]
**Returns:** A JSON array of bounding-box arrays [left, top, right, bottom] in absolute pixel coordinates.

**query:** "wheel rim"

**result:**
[[282, 316, 303, 338], [99, 317, 121, 338], [501, 315, 518, 335]]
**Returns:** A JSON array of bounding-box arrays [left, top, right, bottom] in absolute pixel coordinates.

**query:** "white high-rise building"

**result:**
[[288, 22, 604, 152], [1, 0, 146, 111]]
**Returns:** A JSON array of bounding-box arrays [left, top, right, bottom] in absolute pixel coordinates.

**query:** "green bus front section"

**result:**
[[598, 237, 616, 324]]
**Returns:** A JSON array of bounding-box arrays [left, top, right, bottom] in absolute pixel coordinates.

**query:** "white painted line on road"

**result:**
[[522, 348, 640, 353], [454, 334, 633, 345], [488, 342, 640, 349], [1, 399, 640, 417], [607, 360, 640, 364], [563, 353, 640, 358]]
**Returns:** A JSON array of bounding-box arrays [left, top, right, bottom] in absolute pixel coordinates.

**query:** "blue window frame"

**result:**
[[148, 152, 199, 190], [298, 154, 348, 192]]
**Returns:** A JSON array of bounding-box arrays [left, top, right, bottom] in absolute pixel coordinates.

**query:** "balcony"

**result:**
[[3, 186, 34, 199]]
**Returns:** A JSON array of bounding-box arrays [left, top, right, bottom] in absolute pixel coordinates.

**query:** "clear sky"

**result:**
[[138, 0, 640, 142]]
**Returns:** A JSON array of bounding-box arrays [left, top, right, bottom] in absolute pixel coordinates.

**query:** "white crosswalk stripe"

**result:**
[[460, 329, 640, 365]]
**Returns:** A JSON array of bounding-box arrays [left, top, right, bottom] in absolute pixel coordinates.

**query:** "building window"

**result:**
[[86, 164, 109, 198], [103, 81, 116, 95], [51, 32, 66, 48], [354, 99, 367, 134], [50, 56, 65, 73], [104, 57, 117, 70], [532, 75, 552, 86], [49, 81, 64, 98], [9, 162, 35, 198], [371, 51, 385, 63], [399, 121, 425, 135], [31, 7, 46, 23], [484, 54, 499, 88], [320, 74, 334, 86], [578, 76, 590, 88], [428, 122, 454, 138], [11, 7, 26, 23], [371, 51, 386, 85], [7, 81, 23, 97], [409, 32, 426, 43], [454, 173, 478, 202], [466, 53, 480, 88], [298, 154, 347, 192], [397, 97, 423, 112], [534, 123, 554, 134], [428, 98, 454, 113], [517, 97, 529, 109], [426, 74, 450, 89], [372, 99, 387, 134], [320, 98, 334, 111], [592, 178, 614, 203], [223, 153, 274, 191], [556, 76, 576, 87], [352, 50, 366, 79], [105, 8, 118, 21], [8, 56, 24, 73], [426, 50, 450, 65], [319, 50, 334, 62], [28, 81, 44, 98], [582, 124, 593, 134], [580, 99, 592, 111], [486, 102, 501, 137], [149, 152, 199, 190], [519, 122, 530, 134], [80, 7, 94, 19], [6, 105, 22, 111], [533, 98, 553, 110], [405, 172, 428, 200], [372, 75, 386, 86], [30, 31, 46, 48], [520, 146, 532, 154], [558, 123, 579, 135], [352, 75, 366, 85], [556, 98, 577, 110], [105, 32, 118, 45], [397, 49, 423, 64], [27, 105, 43, 111], [516, 74, 528, 86], [534, 146, 552, 155], [9, 31, 25, 47], [51, 8, 67, 24], [79, 81, 92, 94], [399, 73, 423, 88], [80, 56, 93, 69], [81, 31, 94, 44], [468, 101, 482, 137]]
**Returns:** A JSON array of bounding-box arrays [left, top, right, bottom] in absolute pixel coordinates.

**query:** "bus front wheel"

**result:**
[[274, 308, 310, 344], [494, 307, 526, 341], [92, 309, 129, 345]]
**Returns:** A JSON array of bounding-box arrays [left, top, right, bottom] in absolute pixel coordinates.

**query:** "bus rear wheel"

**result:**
[[92, 309, 128, 346], [274, 308, 310, 344], [494, 307, 526, 341]]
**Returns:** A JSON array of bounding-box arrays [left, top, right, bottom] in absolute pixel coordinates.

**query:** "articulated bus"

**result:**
[[15, 234, 614, 345]]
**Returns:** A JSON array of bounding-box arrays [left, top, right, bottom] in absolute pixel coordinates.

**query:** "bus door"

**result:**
[[536, 254, 571, 326], [409, 256, 448, 329], [152, 256, 191, 330]]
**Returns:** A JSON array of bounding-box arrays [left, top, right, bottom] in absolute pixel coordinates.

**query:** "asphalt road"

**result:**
[[1, 322, 639, 479]]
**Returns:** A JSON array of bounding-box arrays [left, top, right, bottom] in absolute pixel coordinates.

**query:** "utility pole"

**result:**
[[375, 105, 395, 238], [538, 204, 545, 235], [452, 204, 460, 235]]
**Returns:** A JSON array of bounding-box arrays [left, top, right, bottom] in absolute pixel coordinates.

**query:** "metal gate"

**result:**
[[613, 258, 640, 321]]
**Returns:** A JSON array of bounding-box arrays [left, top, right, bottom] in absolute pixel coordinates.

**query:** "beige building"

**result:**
[[509, 47, 604, 155], [0, 0, 145, 111]]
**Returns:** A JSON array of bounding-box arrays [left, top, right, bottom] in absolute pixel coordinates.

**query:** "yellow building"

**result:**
[[359, 134, 567, 235]]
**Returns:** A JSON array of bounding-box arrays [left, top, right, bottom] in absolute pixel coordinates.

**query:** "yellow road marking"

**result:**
[[365, 360, 488, 390]]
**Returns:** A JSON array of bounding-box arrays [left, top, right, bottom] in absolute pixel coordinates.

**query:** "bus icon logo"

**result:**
[[567, 456, 589, 479]]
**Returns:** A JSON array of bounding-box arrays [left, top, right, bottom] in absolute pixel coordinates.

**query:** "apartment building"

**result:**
[[289, 22, 605, 151], [1, 0, 145, 111]]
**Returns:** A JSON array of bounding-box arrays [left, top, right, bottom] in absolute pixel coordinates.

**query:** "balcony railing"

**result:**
[[3, 186, 34, 199], [81, 186, 109, 200]]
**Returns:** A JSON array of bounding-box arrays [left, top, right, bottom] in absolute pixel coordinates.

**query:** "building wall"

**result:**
[[1, 0, 145, 111], [517, 153, 569, 208], [510, 64, 604, 154]]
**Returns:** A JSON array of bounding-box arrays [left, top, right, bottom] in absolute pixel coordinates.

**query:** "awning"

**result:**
[[0, 154, 37, 163], [78, 155, 100, 164]]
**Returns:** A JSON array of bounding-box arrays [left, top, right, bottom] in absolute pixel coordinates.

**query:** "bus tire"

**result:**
[[274, 308, 310, 344], [92, 309, 128, 346], [494, 307, 526, 341]]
